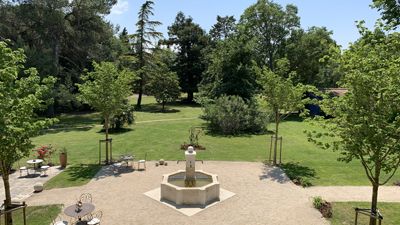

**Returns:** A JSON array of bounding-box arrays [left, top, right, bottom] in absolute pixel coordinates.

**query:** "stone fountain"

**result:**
[[160, 146, 220, 206]]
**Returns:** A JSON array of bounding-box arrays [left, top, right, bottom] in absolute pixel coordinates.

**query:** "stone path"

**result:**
[[0, 166, 63, 202], [305, 186, 400, 202], [26, 162, 329, 225]]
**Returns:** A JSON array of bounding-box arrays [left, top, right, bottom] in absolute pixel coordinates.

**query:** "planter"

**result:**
[[59, 153, 67, 168]]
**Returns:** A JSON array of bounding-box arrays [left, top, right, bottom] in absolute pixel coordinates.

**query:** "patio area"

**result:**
[[26, 161, 328, 225], [0, 166, 63, 202]]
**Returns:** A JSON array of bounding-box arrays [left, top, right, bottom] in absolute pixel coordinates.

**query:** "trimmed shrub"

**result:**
[[202, 95, 268, 135]]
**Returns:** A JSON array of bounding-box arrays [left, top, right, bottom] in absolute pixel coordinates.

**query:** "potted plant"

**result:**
[[59, 147, 68, 168]]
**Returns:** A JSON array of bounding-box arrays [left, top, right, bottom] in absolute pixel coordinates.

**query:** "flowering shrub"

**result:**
[[34, 145, 56, 161]]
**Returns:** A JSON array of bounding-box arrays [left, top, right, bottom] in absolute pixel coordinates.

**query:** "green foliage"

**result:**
[[167, 12, 209, 102], [257, 65, 308, 164], [109, 101, 135, 130], [202, 95, 268, 135], [286, 27, 342, 87], [373, 0, 400, 27], [0, 41, 57, 169], [0, 0, 121, 113], [78, 61, 135, 163], [147, 49, 180, 111], [306, 23, 400, 223], [209, 15, 237, 42], [78, 62, 135, 120], [0, 41, 57, 225], [188, 127, 204, 146], [131, 0, 162, 108], [313, 196, 324, 209], [239, 0, 300, 70], [199, 36, 257, 100]]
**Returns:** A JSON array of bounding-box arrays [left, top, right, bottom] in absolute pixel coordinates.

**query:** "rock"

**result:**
[[33, 183, 43, 193]]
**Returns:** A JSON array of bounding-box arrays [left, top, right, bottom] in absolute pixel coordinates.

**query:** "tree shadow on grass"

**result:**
[[259, 162, 317, 186], [97, 128, 134, 135], [279, 162, 317, 186], [64, 164, 102, 182], [137, 103, 181, 114]]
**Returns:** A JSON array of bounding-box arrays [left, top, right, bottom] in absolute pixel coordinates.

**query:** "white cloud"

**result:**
[[111, 0, 129, 15]]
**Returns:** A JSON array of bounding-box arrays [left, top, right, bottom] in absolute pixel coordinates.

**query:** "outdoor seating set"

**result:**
[[52, 193, 102, 225], [18, 159, 50, 177], [112, 153, 147, 171]]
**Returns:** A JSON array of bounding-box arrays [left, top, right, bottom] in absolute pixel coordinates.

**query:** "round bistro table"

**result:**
[[64, 203, 95, 221]]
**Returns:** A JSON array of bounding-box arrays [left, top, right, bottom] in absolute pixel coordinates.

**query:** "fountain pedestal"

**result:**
[[185, 147, 196, 187]]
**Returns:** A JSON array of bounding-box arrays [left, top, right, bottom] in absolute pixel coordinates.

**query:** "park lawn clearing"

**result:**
[[329, 202, 400, 225], [32, 96, 400, 187], [44, 164, 101, 190], [13, 204, 61, 225]]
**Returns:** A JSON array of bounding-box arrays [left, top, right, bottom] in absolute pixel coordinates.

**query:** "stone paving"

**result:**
[[0, 166, 63, 202]]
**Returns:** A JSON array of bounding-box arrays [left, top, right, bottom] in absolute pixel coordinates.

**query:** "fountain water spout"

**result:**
[[185, 146, 196, 187]]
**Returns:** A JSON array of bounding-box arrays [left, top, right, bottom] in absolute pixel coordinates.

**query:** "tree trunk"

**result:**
[[187, 91, 194, 103], [0, 160, 13, 225], [104, 117, 109, 165], [136, 81, 143, 110], [369, 183, 379, 225], [273, 110, 280, 165], [162, 101, 165, 112]]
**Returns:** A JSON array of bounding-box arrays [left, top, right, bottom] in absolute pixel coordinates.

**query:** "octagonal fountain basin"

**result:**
[[161, 170, 220, 206]]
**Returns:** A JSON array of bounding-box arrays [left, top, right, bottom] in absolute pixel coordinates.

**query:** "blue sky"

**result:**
[[106, 0, 380, 49]]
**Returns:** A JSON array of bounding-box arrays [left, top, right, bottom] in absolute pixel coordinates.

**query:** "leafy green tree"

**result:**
[[78, 62, 135, 164], [147, 49, 180, 111], [0, 0, 121, 113], [132, 0, 162, 109], [167, 12, 209, 102], [0, 42, 57, 225], [199, 36, 257, 100], [257, 64, 305, 165], [306, 23, 400, 225], [209, 15, 237, 42], [239, 0, 300, 70], [373, 0, 400, 27], [285, 27, 341, 87]]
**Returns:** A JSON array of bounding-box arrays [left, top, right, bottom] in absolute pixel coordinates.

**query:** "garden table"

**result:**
[[120, 155, 135, 168], [64, 203, 95, 221], [26, 159, 43, 173]]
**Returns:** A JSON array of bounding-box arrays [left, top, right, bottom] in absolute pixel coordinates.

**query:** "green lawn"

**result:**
[[44, 164, 102, 189], [330, 202, 400, 225], [12, 205, 61, 225], [30, 96, 400, 186]]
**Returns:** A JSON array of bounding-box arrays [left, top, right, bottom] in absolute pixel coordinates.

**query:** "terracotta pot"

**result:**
[[59, 153, 67, 167]]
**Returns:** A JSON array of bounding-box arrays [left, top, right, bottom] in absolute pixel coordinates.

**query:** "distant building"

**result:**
[[306, 88, 348, 116]]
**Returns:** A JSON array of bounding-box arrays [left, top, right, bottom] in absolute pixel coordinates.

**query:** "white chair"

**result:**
[[87, 210, 102, 225], [137, 153, 147, 170], [80, 193, 93, 203], [18, 163, 29, 177], [40, 165, 50, 176]]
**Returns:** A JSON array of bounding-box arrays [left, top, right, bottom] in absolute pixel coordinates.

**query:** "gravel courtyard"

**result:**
[[26, 161, 328, 225]]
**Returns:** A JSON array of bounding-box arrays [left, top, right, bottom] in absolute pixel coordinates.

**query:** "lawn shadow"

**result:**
[[281, 114, 304, 123], [279, 162, 317, 186], [97, 128, 134, 135], [64, 164, 102, 182], [259, 163, 291, 183], [40, 112, 100, 135], [94, 165, 135, 179], [138, 103, 181, 114]]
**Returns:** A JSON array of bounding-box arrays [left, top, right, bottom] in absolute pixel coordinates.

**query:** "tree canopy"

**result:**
[[0, 41, 57, 225], [167, 12, 209, 102], [307, 22, 400, 225], [78, 62, 135, 164]]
